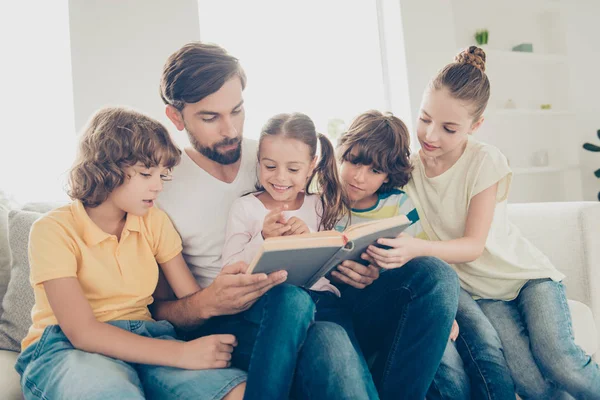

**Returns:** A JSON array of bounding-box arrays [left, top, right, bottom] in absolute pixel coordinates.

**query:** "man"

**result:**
[[153, 42, 377, 400]]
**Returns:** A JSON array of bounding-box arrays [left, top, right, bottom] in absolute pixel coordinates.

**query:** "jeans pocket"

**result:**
[[31, 325, 59, 360], [16, 325, 61, 375]]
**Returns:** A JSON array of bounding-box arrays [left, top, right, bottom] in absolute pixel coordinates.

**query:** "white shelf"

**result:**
[[491, 109, 574, 116], [512, 164, 580, 175], [479, 47, 568, 64]]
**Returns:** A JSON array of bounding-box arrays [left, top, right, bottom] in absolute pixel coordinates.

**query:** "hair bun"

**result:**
[[455, 46, 486, 72]]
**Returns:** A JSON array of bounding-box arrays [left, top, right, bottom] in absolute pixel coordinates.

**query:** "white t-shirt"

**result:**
[[405, 136, 564, 300], [157, 139, 258, 288], [222, 193, 340, 296]]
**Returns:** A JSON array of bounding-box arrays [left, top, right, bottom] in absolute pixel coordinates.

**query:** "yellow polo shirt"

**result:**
[[21, 200, 182, 350]]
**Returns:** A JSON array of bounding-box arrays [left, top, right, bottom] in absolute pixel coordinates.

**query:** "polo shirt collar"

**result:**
[[72, 200, 141, 246]]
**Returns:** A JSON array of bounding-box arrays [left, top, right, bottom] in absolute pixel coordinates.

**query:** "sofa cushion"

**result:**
[[0, 210, 41, 351], [0, 205, 11, 313], [0, 349, 21, 400]]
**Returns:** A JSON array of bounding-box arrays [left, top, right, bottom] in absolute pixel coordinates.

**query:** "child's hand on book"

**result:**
[[262, 207, 291, 239], [366, 232, 424, 269], [330, 259, 380, 289], [282, 217, 309, 236]]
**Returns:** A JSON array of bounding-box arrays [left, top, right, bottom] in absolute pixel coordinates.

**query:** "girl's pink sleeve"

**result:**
[[221, 197, 265, 267]]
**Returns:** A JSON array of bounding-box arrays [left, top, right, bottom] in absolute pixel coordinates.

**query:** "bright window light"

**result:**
[[198, 0, 386, 141], [0, 1, 75, 205]]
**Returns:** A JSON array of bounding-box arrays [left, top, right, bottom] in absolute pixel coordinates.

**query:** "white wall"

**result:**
[[68, 0, 201, 135], [567, 0, 600, 201], [397, 0, 457, 134]]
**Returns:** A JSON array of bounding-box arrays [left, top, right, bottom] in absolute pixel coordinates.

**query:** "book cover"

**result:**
[[247, 215, 411, 287]]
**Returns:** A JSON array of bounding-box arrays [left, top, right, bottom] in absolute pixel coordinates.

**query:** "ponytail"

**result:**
[[307, 133, 349, 231]]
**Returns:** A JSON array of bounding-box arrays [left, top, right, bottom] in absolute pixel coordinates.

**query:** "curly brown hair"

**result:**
[[68, 107, 181, 207], [337, 110, 413, 193]]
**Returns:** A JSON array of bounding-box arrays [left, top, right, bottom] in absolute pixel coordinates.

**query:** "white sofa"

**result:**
[[0, 201, 599, 399]]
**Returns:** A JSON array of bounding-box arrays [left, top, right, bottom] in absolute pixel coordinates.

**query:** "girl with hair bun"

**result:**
[[365, 46, 600, 399]]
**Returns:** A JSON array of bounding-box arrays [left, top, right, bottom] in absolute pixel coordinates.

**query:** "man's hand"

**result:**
[[262, 207, 290, 239], [282, 216, 309, 236], [199, 261, 287, 317], [330, 257, 380, 289], [366, 232, 425, 269]]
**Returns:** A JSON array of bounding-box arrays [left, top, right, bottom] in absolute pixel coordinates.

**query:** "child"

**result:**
[[221, 112, 378, 399], [335, 109, 514, 399], [366, 46, 600, 399], [223, 111, 459, 400], [15, 107, 247, 400], [222, 112, 350, 295]]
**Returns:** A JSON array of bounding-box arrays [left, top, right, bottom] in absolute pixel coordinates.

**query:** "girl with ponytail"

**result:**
[[222, 111, 350, 296], [365, 46, 600, 399]]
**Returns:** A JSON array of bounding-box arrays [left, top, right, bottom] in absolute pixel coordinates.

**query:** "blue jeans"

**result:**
[[478, 278, 600, 400], [193, 283, 378, 400], [313, 256, 460, 400], [15, 320, 246, 400], [428, 288, 515, 400]]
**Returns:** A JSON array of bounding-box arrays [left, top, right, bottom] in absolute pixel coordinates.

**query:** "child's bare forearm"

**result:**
[[70, 320, 185, 368], [421, 237, 484, 264]]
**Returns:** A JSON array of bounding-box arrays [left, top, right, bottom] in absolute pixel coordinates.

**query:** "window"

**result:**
[[0, 1, 76, 204], [198, 0, 387, 142]]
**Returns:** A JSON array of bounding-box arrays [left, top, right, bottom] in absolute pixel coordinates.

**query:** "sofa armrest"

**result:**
[[508, 202, 600, 354]]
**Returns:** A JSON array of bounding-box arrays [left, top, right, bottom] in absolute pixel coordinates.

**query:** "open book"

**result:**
[[246, 215, 412, 288]]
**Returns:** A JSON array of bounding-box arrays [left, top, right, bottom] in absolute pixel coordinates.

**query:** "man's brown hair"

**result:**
[[160, 42, 247, 111], [337, 110, 412, 193], [68, 107, 181, 207]]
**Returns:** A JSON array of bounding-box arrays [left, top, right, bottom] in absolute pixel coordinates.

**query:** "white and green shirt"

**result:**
[[336, 188, 422, 237]]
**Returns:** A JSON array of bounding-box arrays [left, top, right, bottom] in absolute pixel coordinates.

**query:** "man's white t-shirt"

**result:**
[[157, 139, 258, 288]]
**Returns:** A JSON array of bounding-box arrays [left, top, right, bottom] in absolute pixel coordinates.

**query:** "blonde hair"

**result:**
[[69, 107, 181, 207], [430, 46, 490, 121]]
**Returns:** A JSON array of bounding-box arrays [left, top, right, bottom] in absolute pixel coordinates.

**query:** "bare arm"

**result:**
[[366, 184, 498, 268], [419, 182, 498, 263], [45, 277, 236, 370]]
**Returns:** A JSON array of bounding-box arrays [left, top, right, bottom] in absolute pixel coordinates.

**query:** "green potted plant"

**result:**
[[475, 29, 489, 45], [583, 129, 600, 201]]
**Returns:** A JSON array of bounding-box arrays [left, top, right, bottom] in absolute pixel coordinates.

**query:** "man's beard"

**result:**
[[186, 131, 242, 165]]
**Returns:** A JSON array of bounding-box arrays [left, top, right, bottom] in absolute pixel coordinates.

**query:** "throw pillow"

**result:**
[[0, 205, 11, 311], [0, 210, 42, 351]]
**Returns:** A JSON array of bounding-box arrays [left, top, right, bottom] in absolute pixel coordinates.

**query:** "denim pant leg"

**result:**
[[192, 283, 315, 400], [452, 288, 515, 400], [428, 340, 470, 400], [132, 320, 246, 400], [292, 320, 380, 400], [517, 279, 600, 399], [15, 325, 145, 400], [341, 256, 460, 400], [308, 289, 363, 356], [478, 292, 561, 399]]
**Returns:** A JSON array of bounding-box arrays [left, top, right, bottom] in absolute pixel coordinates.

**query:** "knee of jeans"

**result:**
[[265, 284, 315, 317], [307, 322, 357, 363], [417, 257, 460, 306], [533, 342, 593, 388]]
